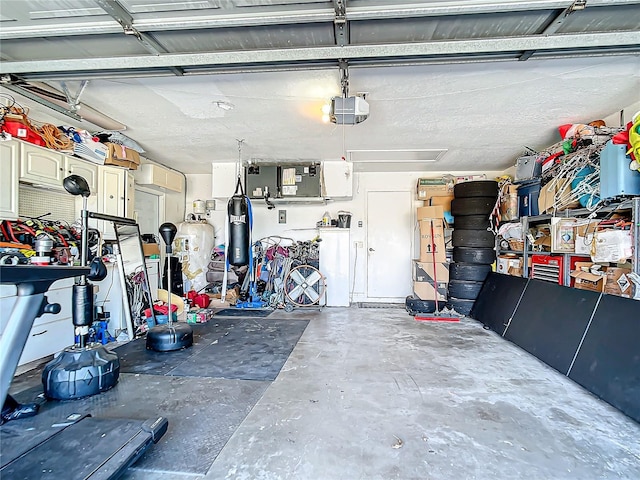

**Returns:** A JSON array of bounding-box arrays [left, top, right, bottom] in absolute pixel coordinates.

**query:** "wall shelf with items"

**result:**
[[496, 196, 639, 298]]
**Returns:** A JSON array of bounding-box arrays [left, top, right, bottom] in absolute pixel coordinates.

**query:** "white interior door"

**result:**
[[366, 191, 412, 299]]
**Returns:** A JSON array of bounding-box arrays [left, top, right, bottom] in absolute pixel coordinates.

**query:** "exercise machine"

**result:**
[[0, 264, 168, 479]]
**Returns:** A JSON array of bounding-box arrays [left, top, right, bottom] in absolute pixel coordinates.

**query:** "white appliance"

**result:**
[[319, 228, 351, 306]]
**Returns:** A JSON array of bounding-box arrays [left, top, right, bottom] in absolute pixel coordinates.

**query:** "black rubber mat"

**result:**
[[169, 318, 309, 381], [115, 318, 307, 382], [215, 308, 273, 317], [115, 318, 243, 375], [568, 294, 640, 423], [504, 279, 600, 375], [469, 273, 529, 335], [8, 374, 268, 476]]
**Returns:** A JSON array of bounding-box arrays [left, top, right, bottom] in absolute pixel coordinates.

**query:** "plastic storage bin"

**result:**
[[517, 180, 541, 217], [146, 312, 178, 328], [600, 141, 640, 199]]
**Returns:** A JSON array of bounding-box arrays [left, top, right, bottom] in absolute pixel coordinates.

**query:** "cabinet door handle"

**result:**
[[32, 330, 48, 336]]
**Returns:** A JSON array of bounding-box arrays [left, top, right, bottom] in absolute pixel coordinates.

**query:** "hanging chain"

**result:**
[[235, 138, 245, 178]]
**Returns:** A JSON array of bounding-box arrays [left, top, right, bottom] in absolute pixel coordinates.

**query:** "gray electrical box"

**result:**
[[245, 163, 321, 199], [246, 165, 278, 199]]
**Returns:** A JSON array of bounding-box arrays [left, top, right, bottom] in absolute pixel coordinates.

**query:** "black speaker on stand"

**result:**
[[146, 223, 193, 352]]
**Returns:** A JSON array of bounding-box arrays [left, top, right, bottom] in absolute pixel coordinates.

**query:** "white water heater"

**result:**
[[173, 220, 215, 292]]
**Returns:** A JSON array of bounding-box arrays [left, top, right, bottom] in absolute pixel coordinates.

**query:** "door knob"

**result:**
[[369, 247, 375, 252]]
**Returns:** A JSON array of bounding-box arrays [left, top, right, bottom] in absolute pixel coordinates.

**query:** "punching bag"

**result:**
[[227, 178, 250, 266]]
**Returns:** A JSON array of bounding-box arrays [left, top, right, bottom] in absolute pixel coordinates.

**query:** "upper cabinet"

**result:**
[[0, 140, 19, 220], [322, 161, 353, 198], [135, 163, 183, 192], [97, 166, 135, 240], [65, 156, 98, 193], [20, 142, 65, 186]]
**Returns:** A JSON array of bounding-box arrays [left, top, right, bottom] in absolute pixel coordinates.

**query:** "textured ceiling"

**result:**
[[1, 0, 639, 174]]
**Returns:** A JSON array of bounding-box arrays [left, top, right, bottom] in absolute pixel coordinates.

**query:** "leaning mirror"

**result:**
[[113, 222, 156, 338]]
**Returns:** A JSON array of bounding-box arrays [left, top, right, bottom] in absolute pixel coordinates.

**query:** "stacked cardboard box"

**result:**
[[571, 262, 605, 292], [604, 266, 633, 298], [412, 260, 449, 301], [104, 142, 141, 170], [415, 205, 448, 300], [497, 255, 523, 277], [416, 178, 453, 200]]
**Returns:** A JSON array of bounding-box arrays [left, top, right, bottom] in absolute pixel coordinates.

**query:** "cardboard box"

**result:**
[[497, 255, 522, 276], [538, 178, 580, 214], [419, 218, 446, 262], [412, 259, 448, 302], [417, 205, 444, 221], [105, 142, 141, 170], [142, 243, 160, 257], [412, 260, 449, 284], [551, 217, 577, 253], [413, 280, 447, 301], [424, 194, 454, 213], [574, 220, 599, 256], [571, 262, 605, 292], [604, 266, 632, 297], [593, 229, 633, 263], [417, 178, 454, 200], [73, 139, 109, 165]]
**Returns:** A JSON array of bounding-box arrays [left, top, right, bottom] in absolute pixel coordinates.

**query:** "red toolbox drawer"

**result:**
[[531, 254, 563, 285]]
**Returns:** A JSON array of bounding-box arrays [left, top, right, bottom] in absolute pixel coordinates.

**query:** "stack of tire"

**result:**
[[446, 180, 499, 315]]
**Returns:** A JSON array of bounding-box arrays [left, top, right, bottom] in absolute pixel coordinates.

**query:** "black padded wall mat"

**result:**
[[469, 273, 529, 335], [568, 294, 640, 423], [504, 280, 600, 375]]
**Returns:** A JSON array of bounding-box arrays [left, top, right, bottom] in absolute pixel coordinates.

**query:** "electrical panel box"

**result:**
[[245, 163, 321, 199], [246, 165, 278, 199]]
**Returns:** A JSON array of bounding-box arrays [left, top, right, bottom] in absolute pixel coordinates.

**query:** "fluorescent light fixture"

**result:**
[[348, 149, 447, 162], [347, 149, 448, 173]]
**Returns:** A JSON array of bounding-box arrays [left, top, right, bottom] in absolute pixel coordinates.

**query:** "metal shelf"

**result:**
[[497, 196, 638, 292]]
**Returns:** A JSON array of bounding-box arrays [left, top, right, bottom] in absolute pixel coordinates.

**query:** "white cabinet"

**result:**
[[135, 163, 183, 192], [65, 156, 98, 192], [20, 142, 65, 187], [319, 228, 351, 306], [0, 279, 74, 367], [0, 140, 19, 220], [212, 162, 238, 198], [322, 161, 353, 198], [97, 166, 135, 239]]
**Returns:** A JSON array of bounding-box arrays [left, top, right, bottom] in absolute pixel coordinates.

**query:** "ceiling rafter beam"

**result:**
[[1, 0, 638, 40], [94, 0, 184, 76], [1, 83, 83, 121], [519, 0, 588, 61], [1, 31, 639, 77], [333, 0, 349, 47]]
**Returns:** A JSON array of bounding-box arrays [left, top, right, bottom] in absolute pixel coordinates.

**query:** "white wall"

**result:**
[[602, 100, 640, 127], [186, 169, 504, 302]]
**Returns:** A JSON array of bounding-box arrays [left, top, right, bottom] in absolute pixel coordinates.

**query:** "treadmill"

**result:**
[[0, 265, 168, 479]]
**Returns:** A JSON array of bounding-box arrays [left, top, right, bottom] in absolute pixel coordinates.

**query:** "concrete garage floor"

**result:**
[[121, 306, 640, 480]]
